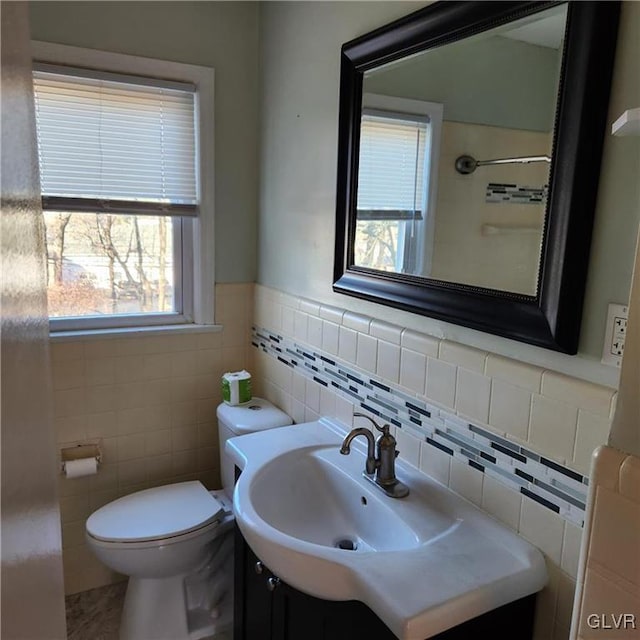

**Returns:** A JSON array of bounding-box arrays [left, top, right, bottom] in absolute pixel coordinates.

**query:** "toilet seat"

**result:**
[[86, 515, 234, 552], [86, 481, 224, 544]]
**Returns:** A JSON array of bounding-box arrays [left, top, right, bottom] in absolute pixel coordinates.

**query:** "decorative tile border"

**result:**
[[253, 326, 588, 527], [486, 183, 547, 204]]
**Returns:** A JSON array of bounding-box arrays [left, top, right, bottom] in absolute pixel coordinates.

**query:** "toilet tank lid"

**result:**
[[86, 481, 224, 543], [217, 397, 292, 435]]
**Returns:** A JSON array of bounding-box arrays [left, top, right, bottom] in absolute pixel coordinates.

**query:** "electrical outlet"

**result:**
[[602, 303, 629, 367]]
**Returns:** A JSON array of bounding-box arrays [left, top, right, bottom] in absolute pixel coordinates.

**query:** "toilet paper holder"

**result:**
[[60, 443, 102, 474]]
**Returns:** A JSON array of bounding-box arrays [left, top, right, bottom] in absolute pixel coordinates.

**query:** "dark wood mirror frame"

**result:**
[[333, 1, 620, 354]]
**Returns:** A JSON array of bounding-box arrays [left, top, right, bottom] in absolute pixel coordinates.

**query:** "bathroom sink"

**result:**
[[227, 418, 547, 640], [250, 445, 458, 552]]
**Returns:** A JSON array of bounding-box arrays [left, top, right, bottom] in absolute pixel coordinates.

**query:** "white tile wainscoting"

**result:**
[[252, 326, 589, 527], [251, 284, 618, 640], [51, 279, 618, 639], [571, 447, 640, 639], [52, 283, 253, 595]]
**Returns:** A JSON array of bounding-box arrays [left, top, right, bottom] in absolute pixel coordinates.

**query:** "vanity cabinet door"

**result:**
[[234, 525, 275, 640], [272, 582, 397, 640], [235, 524, 396, 640]]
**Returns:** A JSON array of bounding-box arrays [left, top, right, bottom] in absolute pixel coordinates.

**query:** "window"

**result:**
[[355, 95, 442, 276], [32, 43, 214, 332]]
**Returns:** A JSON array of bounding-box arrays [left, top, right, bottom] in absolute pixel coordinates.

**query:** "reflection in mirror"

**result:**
[[354, 4, 567, 296]]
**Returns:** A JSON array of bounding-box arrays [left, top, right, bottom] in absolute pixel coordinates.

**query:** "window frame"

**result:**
[[360, 93, 443, 277], [32, 41, 215, 334]]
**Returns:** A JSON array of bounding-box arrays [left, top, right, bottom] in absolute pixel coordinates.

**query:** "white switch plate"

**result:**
[[602, 303, 629, 367]]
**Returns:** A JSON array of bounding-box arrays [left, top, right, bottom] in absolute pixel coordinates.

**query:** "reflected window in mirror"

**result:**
[[355, 95, 442, 277]]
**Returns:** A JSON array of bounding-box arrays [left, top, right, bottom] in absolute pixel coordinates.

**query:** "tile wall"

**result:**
[[571, 447, 640, 639], [251, 284, 618, 640], [485, 183, 548, 205], [253, 327, 590, 528], [52, 278, 621, 635], [52, 283, 253, 595], [431, 121, 551, 295]]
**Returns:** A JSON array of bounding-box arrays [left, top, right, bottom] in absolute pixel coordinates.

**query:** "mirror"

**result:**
[[334, 1, 620, 353], [356, 4, 567, 295]]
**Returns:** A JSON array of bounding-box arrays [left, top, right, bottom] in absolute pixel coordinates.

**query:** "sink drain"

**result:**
[[334, 537, 358, 551]]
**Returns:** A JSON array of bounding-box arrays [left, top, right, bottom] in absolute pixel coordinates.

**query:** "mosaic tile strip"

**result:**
[[486, 183, 547, 204], [253, 327, 587, 527]]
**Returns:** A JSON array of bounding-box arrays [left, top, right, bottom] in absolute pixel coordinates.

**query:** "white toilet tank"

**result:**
[[217, 397, 292, 497]]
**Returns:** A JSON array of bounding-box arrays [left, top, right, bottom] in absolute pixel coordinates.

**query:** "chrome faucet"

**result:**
[[340, 413, 409, 498]]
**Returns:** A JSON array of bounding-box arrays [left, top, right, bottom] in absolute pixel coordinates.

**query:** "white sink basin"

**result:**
[[251, 445, 459, 552], [227, 418, 547, 640]]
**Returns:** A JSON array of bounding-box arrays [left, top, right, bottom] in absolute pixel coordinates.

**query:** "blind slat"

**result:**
[[33, 68, 198, 210], [42, 195, 198, 217], [357, 114, 427, 215]]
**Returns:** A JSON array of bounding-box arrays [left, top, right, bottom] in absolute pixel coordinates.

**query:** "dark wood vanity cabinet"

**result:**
[[234, 524, 397, 640], [233, 524, 537, 640]]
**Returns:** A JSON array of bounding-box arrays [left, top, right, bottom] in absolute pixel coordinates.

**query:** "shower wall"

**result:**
[[1, 2, 66, 636]]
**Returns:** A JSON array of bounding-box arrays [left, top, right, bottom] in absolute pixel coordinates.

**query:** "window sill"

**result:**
[[49, 323, 222, 343]]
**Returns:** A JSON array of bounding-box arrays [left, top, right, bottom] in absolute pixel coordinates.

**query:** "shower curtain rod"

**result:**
[[455, 153, 551, 175]]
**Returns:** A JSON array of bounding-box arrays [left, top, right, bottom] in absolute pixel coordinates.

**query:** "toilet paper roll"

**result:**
[[64, 457, 98, 479], [221, 370, 252, 406]]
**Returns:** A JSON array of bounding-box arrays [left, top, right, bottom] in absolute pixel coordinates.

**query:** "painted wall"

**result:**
[[257, 1, 640, 387], [364, 33, 561, 132], [1, 3, 66, 635], [29, 0, 260, 284], [609, 227, 640, 456]]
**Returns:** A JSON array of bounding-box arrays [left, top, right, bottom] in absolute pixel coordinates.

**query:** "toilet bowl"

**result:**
[[85, 397, 291, 640], [86, 481, 233, 640]]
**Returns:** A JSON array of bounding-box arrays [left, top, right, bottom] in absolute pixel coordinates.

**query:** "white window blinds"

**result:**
[[357, 112, 427, 221], [33, 63, 198, 216]]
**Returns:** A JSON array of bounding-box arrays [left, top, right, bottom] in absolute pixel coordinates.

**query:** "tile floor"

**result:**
[[66, 582, 126, 640], [65, 582, 231, 640]]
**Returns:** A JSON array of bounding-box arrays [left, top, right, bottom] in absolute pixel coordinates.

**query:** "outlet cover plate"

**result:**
[[602, 303, 629, 367]]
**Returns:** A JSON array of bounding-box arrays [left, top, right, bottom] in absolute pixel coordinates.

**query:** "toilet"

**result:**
[[85, 397, 291, 640], [216, 396, 293, 497]]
